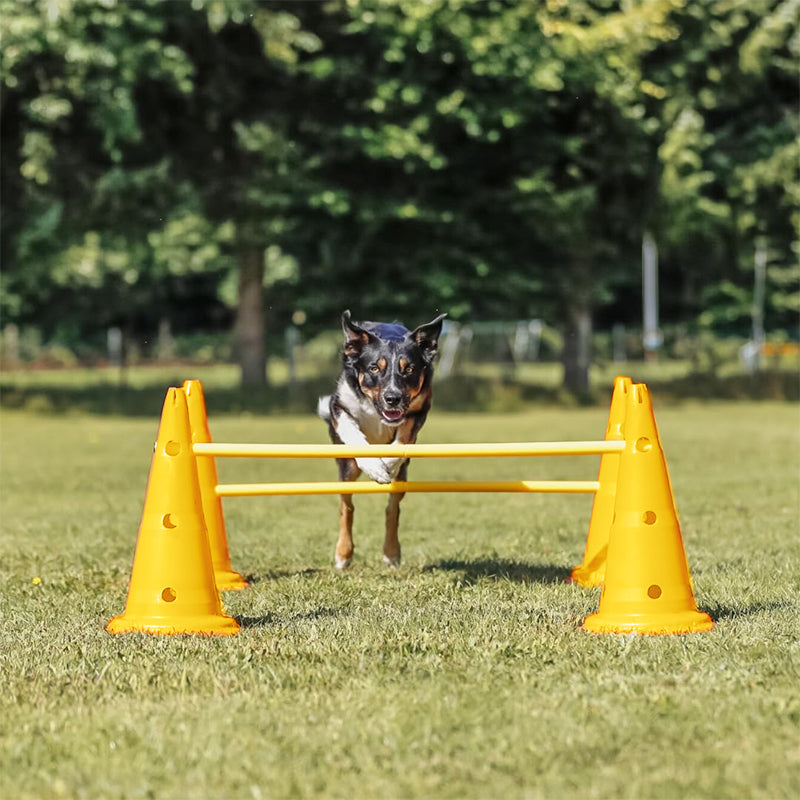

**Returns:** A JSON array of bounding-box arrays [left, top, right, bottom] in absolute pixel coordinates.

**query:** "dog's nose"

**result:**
[[383, 390, 402, 407]]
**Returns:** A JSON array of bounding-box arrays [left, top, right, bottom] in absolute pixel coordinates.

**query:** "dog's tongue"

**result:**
[[382, 409, 404, 422]]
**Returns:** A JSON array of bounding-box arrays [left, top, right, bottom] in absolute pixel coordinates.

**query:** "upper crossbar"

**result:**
[[194, 441, 625, 459]]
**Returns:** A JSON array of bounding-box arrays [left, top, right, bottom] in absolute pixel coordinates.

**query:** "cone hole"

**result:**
[[642, 511, 657, 525], [647, 584, 662, 599], [162, 513, 177, 529], [165, 441, 181, 456], [635, 437, 652, 453], [161, 587, 177, 603]]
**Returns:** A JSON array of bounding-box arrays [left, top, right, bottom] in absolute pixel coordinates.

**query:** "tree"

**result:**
[[2, 0, 795, 390], [1, 0, 199, 339], [643, 0, 799, 332], [140, 1, 322, 384], [291, 0, 690, 394], [1, 0, 317, 384]]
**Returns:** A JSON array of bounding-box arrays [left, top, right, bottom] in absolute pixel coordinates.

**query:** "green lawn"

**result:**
[[1, 397, 798, 799]]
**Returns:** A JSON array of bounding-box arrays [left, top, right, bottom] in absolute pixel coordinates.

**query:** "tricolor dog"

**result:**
[[318, 310, 446, 569]]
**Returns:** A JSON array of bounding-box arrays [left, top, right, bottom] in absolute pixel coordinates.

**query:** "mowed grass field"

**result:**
[[1, 395, 799, 799]]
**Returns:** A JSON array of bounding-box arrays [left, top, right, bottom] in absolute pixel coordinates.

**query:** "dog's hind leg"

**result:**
[[335, 457, 359, 569], [383, 460, 408, 568]]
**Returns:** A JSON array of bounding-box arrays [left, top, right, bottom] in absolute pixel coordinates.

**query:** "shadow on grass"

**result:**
[[237, 605, 342, 629], [422, 557, 572, 586], [704, 599, 797, 622], [243, 567, 323, 585]]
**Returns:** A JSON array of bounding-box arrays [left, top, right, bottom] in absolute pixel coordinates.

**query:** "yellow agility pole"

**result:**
[[217, 479, 602, 497], [194, 441, 625, 459]]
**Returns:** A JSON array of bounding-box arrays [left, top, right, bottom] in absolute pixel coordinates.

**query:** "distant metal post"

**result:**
[[285, 325, 300, 392], [642, 231, 662, 361], [107, 326, 125, 385], [752, 238, 767, 371]]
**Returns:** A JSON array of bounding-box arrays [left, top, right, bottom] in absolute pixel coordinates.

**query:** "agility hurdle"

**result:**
[[107, 376, 714, 638], [194, 440, 624, 497]]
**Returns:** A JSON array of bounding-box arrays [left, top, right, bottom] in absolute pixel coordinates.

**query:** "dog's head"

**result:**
[[341, 310, 446, 425]]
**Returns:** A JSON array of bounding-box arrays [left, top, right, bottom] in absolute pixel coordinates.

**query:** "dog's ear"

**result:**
[[410, 313, 447, 363], [342, 310, 372, 360]]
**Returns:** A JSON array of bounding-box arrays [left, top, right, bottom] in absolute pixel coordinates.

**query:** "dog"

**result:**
[[318, 310, 446, 569]]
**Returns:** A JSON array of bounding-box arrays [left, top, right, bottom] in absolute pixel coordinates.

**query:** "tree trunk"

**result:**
[[560, 257, 593, 398], [562, 302, 592, 397], [235, 244, 267, 387]]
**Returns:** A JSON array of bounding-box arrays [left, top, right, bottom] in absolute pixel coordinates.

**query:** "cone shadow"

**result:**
[[237, 606, 344, 629]]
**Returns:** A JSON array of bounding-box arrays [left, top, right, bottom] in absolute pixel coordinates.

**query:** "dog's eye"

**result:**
[[368, 364, 381, 374], [403, 365, 415, 376]]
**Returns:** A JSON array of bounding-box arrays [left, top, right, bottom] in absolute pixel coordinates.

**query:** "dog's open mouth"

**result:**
[[380, 408, 405, 423]]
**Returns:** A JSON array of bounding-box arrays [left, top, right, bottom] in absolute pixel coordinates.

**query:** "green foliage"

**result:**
[[0, 0, 796, 376], [647, 0, 799, 325]]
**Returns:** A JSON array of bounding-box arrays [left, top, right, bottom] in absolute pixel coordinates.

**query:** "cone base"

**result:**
[[107, 613, 240, 636], [569, 563, 604, 588], [582, 609, 713, 635], [214, 569, 249, 591]]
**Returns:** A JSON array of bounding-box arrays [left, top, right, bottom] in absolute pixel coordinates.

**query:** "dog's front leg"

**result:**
[[383, 460, 409, 568]]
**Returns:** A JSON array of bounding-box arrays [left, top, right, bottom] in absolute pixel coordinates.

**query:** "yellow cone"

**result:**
[[583, 383, 713, 635], [107, 388, 240, 635], [570, 375, 631, 587], [183, 380, 248, 591]]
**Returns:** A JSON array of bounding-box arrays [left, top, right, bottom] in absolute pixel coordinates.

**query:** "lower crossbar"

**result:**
[[216, 480, 601, 497]]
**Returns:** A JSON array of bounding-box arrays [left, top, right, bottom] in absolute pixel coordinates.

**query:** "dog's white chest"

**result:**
[[334, 378, 396, 445]]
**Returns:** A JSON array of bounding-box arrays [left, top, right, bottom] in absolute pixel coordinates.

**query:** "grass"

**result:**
[[1, 395, 799, 799]]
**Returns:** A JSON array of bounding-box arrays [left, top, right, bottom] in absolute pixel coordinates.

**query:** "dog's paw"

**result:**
[[381, 457, 405, 480], [356, 457, 393, 484], [335, 553, 352, 570], [383, 555, 402, 569]]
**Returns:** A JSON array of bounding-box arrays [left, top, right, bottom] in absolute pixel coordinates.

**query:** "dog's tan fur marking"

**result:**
[[392, 416, 417, 443], [406, 372, 428, 412], [357, 372, 380, 402]]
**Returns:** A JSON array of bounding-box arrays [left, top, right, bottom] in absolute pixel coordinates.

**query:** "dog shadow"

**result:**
[[422, 557, 572, 587]]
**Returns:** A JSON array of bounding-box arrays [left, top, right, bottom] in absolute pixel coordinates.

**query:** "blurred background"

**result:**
[[1, 0, 798, 414]]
